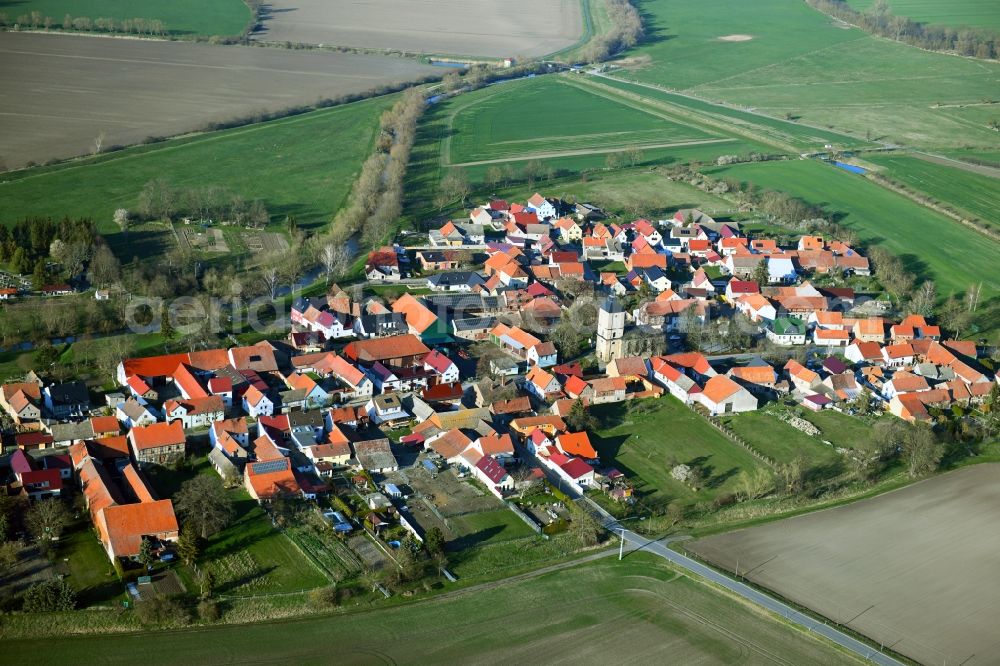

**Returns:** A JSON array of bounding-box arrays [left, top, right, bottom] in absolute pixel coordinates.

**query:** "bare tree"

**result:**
[[907, 280, 936, 317], [92, 131, 105, 155], [261, 265, 280, 301], [321, 243, 351, 285]]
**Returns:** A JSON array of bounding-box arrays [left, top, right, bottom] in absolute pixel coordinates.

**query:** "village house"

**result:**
[[697, 375, 757, 415], [74, 451, 179, 561], [129, 421, 186, 466], [163, 396, 225, 429]]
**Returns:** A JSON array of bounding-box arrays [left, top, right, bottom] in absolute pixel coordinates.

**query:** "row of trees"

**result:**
[[328, 89, 426, 248], [809, 0, 1000, 60], [0, 12, 168, 35], [136, 180, 270, 228], [581, 0, 645, 62]]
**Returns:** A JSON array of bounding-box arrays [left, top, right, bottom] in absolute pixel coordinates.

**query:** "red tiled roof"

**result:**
[[130, 421, 185, 451], [557, 432, 597, 459], [99, 500, 179, 557], [343, 335, 430, 364], [121, 353, 191, 380]]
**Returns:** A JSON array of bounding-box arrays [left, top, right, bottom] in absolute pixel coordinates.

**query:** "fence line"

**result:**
[[506, 501, 542, 534], [683, 402, 777, 468]]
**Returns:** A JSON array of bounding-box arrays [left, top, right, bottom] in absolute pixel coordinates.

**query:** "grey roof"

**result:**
[[118, 397, 155, 420], [425, 294, 500, 313], [288, 409, 324, 429], [452, 316, 497, 332], [50, 421, 95, 443], [353, 438, 398, 471], [46, 381, 90, 406], [279, 388, 309, 404], [209, 446, 243, 474], [428, 272, 485, 288]]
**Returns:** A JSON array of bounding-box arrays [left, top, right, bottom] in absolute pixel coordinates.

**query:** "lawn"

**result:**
[[864, 153, 1000, 230], [718, 410, 843, 474], [796, 409, 889, 452], [706, 159, 1000, 300], [846, 0, 1000, 31], [447, 508, 537, 550], [591, 397, 770, 506], [446, 76, 721, 165], [147, 456, 328, 595], [0, 0, 252, 36], [196, 493, 329, 595], [614, 0, 1000, 149], [0, 553, 862, 664], [58, 520, 125, 608], [0, 95, 394, 241]]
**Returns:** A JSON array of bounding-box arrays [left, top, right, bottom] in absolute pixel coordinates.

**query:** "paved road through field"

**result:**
[[577, 499, 902, 665]]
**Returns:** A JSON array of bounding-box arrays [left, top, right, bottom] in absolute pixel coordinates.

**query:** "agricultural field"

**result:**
[[846, 0, 1000, 31], [0, 94, 394, 246], [591, 397, 770, 506], [446, 77, 724, 165], [706, 159, 1000, 299], [613, 0, 1000, 149], [864, 153, 1000, 229], [1, 554, 864, 664], [0, 32, 440, 168], [687, 464, 1000, 666], [588, 76, 871, 152], [0, 0, 251, 36], [253, 0, 582, 58]]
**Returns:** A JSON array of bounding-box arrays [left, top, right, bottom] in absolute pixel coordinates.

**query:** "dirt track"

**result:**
[[0, 32, 440, 168], [447, 138, 736, 167], [252, 0, 583, 58], [913, 151, 1000, 178], [688, 464, 1000, 666]]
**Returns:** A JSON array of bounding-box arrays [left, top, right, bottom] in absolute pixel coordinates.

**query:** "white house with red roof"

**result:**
[[242, 385, 274, 418], [526, 193, 557, 221], [163, 396, 225, 430], [472, 455, 515, 497], [633, 219, 663, 247], [725, 280, 759, 302], [696, 375, 757, 415], [423, 350, 460, 384]]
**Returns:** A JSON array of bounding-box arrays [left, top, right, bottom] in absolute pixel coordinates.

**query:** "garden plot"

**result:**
[[178, 227, 229, 254], [405, 463, 503, 518], [242, 231, 289, 254]]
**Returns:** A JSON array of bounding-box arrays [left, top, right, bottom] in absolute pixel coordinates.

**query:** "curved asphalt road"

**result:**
[[615, 526, 903, 665]]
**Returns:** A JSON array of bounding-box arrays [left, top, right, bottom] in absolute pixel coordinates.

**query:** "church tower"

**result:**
[[596, 295, 626, 364]]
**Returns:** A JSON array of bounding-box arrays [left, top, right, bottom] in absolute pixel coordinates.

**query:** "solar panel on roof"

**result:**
[[251, 458, 287, 474]]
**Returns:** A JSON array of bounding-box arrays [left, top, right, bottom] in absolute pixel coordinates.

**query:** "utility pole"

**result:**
[[619, 527, 626, 560]]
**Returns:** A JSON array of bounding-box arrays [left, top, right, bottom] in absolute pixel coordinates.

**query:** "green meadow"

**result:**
[[846, 0, 1000, 31], [447, 77, 720, 165], [865, 153, 1000, 229], [707, 159, 1000, 299], [589, 76, 871, 152], [615, 0, 1000, 148], [0, 0, 252, 36], [0, 95, 394, 236]]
